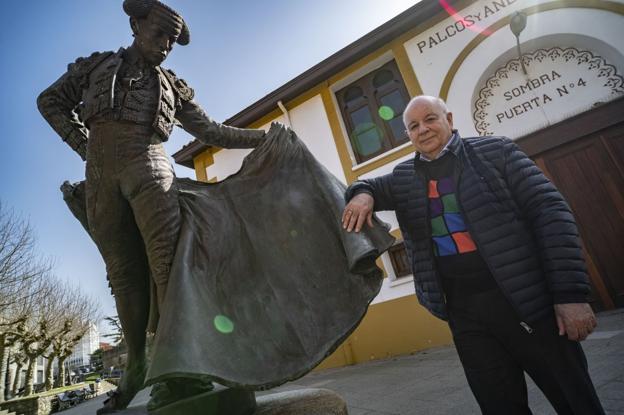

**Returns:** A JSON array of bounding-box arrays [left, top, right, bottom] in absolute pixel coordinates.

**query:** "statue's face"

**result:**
[[132, 14, 179, 66]]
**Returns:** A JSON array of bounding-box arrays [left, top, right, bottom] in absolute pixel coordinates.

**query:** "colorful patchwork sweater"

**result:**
[[345, 132, 590, 323]]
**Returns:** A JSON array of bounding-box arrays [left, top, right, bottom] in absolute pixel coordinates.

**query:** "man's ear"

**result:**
[[129, 17, 140, 36], [446, 112, 454, 129]]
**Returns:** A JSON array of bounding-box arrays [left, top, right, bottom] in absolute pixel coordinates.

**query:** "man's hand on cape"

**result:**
[[342, 193, 374, 233], [554, 303, 597, 342]]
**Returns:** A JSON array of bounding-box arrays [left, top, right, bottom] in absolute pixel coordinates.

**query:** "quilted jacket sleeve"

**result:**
[[345, 173, 396, 212], [502, 138, 590, 303]]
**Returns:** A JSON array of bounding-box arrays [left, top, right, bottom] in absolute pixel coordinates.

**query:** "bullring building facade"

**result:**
[[174, 0, 624, 369]]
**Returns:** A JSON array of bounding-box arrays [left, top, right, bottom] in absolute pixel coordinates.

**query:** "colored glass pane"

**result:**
[[350, 106, 382, 156]]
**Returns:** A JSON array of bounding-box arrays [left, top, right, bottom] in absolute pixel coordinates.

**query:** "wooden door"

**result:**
[[536, 123, 624, 309]]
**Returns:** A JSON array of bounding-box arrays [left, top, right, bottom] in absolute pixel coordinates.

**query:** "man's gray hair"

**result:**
[[402, 95, 449, 126]]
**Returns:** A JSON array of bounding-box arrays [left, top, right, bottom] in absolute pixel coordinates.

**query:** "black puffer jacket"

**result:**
[[345, 132, 590, 323]]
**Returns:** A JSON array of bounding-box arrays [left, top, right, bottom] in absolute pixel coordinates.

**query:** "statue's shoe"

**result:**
[[96, 390, 132, 414], [97, 363, 147, 414], [146, 376, 214, 411]]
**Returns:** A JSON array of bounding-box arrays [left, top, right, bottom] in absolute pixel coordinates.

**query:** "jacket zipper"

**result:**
[[417, 166, 448, 309], [455, 155, 534, 334]]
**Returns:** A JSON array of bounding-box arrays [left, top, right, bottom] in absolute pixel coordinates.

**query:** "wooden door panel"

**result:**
[[540, 132, 624, 307]]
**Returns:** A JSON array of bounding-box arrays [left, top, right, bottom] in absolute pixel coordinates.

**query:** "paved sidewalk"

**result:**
[[61, 394, 108, 415], [69, 310, 623, 414], [60, 381, 116, 415], [263, 309, 624, 415]]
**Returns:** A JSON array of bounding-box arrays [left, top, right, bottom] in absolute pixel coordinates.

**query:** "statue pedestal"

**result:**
[[150, 386, 256, 415], [115, 387, 348, 414], [255, 388, 348, 414]]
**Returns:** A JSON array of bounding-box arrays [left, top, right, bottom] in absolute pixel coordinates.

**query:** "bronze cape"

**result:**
[[64, 124, 394, 390]]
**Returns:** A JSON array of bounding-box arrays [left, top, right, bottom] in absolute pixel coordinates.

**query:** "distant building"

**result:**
[[66, 322, 100, 370], [99, 342, 113, 351], [6, 351, 50, 395], [101, 342, 127, 374]]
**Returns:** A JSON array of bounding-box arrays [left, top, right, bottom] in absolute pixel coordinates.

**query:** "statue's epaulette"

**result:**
[[162, 68, 195, 101], [67, 51, 114, 75]]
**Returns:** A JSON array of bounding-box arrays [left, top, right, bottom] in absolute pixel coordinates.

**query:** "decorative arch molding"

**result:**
[[438, 0, 624, 101], [473, 47, 624, 136]]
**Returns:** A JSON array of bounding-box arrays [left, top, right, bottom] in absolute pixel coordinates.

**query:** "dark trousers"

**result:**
[[447, 288, 604, 415]]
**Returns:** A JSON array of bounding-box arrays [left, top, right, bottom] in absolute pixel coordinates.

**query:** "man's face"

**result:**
[[404, 98, 454, 159], [133, 14, 179, 66]]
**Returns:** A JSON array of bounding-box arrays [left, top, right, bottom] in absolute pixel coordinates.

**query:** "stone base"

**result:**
[[151, 386, 256, 415], [114, 385, 256, 415], [254, 389, 348, 415], [115, 387, 347, 415]]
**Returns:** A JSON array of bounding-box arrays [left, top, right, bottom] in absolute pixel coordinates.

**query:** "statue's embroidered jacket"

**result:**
[[37, 48, 265, 161]]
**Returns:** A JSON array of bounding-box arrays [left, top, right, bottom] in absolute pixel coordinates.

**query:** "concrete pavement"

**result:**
[[68, 309, 623, 414], [262, 309, 624, 415], [60, 381, 116, 415]]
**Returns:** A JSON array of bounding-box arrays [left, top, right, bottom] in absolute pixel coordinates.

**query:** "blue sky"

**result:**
[[0, 0, 418, 332]]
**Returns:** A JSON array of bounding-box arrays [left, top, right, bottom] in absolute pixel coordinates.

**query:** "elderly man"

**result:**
[[37, 0, 265, 412], [342, 95, 604, 414]]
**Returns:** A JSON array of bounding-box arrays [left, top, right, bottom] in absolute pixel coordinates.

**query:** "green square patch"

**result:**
[[431, 216, 448, 237], [442, 194, 459, 213]]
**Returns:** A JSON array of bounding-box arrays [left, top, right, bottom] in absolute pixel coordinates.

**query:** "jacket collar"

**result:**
[[413, 129, 462, 168]]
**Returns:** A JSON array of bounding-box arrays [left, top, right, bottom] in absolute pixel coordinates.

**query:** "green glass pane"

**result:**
[[351, 106, 373, 126], [379, 90, 405, 115], [352, 124, 382, 156], [380, 90, 408, 140], [350, 107, 382, 157], [388, 118, 407, 141]]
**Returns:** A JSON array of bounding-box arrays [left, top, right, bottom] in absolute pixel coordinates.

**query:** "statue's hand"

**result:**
[[268, 121, 288, 136], [60, 181, 75, 197]]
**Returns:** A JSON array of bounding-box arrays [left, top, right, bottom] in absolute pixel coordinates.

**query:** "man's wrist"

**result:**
[[345, 183, 373, 202], [552, 293, 589, 304]]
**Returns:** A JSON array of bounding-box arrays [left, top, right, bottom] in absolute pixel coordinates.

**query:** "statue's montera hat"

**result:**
[[123, 0, 190, 45]]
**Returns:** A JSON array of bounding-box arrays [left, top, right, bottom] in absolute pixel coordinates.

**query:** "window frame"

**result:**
[[387, 241, 411, 279], [335, 60, 411, 164]]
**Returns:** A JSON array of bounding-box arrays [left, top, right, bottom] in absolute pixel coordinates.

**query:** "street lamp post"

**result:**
[[510, 11, 528, 75]]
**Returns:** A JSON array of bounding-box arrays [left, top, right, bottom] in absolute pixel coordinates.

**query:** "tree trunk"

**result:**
[[55, 357, 67, 388], [11, 362, 23, 396], [0, 336, 7, 403], [44, 354, 55, 391], [6, 361, 15, 400], [23, 356, 35, 396]]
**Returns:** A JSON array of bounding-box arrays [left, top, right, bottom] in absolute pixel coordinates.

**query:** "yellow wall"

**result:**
[[315, 294, 452, 371], [192, 150, 214, 182]]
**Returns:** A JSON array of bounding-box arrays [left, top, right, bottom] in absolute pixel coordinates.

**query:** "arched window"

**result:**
[[336, 60, 411, 164]]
